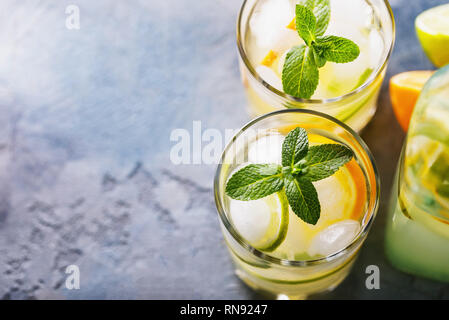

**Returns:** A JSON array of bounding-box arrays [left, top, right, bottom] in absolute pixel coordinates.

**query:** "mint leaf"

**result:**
[[225, 164, 284, 201], [303, 144, 354, 181], [295, 5, 316, 46], [282, 45, 319, 99], [282, 127, 308, 168], [312, 45, 327, 68], [314, 36, 360, 63], [302, 0, 331, 36], [284, 174, 320, 225]]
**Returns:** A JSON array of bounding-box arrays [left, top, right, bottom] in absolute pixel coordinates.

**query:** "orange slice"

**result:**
[[390, 70, 434, 131], [260, 50, 278, 67], [345, 159, 367, 221], [286, 18, 296, 31]]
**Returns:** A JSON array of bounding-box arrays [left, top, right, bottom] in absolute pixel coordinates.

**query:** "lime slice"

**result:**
[[229, 191, 289, 252], [416, 4, 449, 67], [400, 191, 449, 240], [406, 136, 448, 190], [352, 68, 374, 91]]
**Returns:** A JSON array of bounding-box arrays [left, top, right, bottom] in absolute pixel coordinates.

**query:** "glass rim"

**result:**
[[214, 109, 381, 267], [236, 0, 396, 104]]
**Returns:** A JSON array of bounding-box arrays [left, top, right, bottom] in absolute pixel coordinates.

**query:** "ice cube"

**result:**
[[307, 220, 361, 257], [229, 198, 273, 244], [249, 0, 295, 50], [324, 0, 373, 92], [278, 49, 289, 75], [369, 29, 385, 68], [327, 0, 373, 37], [314, 175, 354, 221], [256, 65, 283, 91], [271, 29, 302, 54], [248, 133, 284, 164], [317, 2, 376, 96]]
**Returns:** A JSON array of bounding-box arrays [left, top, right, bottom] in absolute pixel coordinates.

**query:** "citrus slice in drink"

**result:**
[[429, 148, 449, 213], [400, 134, 449, 238], [390, 71, 434, 131], [229, 191, 289, 252], [405, 135, 449, 214], [416, 4, 449, 67]]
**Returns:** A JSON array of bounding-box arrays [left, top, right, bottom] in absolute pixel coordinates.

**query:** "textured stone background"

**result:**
[[0, 0, 448, 299]]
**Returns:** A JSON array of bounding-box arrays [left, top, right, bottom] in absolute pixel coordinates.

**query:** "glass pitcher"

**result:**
[[385, 65, 449, 282]]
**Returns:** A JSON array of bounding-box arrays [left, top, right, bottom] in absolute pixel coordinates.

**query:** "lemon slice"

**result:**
[[402, 134, 449, 231], [416, 4, 449, 67], [229, 191, 289, 252]]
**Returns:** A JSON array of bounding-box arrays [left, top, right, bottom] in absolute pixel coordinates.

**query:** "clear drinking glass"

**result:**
[[237, 0, 395, 132], [385, 66, 449, 283], [214, 110, 380, 299]]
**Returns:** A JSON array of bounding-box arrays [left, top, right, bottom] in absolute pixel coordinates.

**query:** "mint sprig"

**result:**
[[225, 127, 354, 225], [282, 0, 360, 99]]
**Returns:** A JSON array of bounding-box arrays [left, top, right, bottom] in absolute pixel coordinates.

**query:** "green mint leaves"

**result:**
[[283, 46, 319, 101], [303, 144, 354, 181], [313, 36, 361, 63], [303, 0, 331, 36], [282, 0, 360, 99], [284, 175, 320, 226], [295, 5, 317, 46], [281, 127, 308, 167], [225, 164, 284, 201], [225, 127, 354, 225]]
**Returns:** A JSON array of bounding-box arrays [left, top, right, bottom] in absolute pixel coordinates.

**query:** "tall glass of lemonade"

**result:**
[[215, 110, 379, 299], [237, 0, 395, 132]]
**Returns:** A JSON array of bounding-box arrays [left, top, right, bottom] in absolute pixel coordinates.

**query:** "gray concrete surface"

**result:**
[[0, 0, 448, 299]]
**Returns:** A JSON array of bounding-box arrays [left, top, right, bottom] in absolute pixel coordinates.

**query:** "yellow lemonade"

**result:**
[[215, 110, 379, 299], [237, 0, 395, 132]]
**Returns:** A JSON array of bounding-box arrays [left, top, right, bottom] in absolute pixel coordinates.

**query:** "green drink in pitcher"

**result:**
[[385, 65, 449, 282]]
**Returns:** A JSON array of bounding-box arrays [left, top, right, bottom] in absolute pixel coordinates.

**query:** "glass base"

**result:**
[[233, 259, 354, 300], [385, 198, 449, 283]]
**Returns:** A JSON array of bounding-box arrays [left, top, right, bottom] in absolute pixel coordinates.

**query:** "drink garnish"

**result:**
[[225, 127, 354, 225], [282, 0, 360, 99]]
